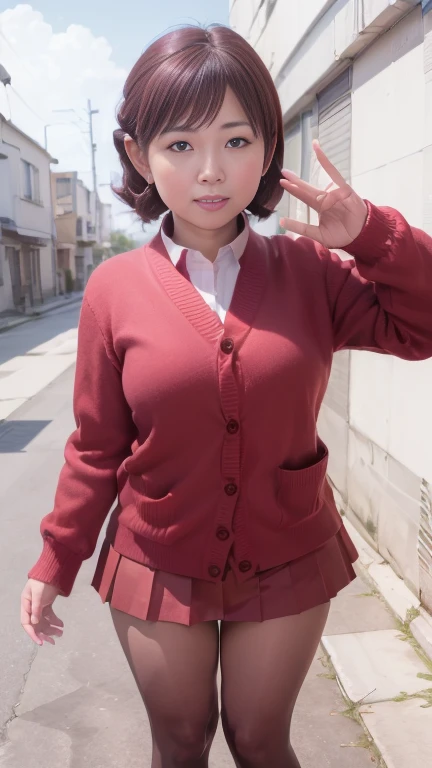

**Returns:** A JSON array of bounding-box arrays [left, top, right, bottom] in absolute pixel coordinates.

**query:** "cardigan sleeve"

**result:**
[[322, 201, 432, 359], [28, 294, 136, 597]]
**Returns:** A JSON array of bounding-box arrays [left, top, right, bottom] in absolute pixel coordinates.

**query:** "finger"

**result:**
[[22, 622, 43, 646], [38, 633, 55, 646], [30, 598, 42, 626], [312, 140, 347, 188], [41, 622, 63, 638], [281, 170, 323, 196], [48, 626, 64, 638], [280, 217, 323, 242], [44, 606, 64, 628], [20, 595, 32, 628], [280, 179, 321, 209]]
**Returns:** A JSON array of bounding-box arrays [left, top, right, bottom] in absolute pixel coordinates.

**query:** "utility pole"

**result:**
[[88, 99, 99, 243]]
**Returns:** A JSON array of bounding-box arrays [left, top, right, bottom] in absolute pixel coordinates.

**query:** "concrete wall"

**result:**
[[230, 0, 432, 608], [1, 120, 54, 245], [0, 117, 56, 306], [231, 0, 420, 120]]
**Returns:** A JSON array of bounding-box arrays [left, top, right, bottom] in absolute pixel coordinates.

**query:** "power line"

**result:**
[[0, 28, 35, 79], [8, 85, 45, 123]]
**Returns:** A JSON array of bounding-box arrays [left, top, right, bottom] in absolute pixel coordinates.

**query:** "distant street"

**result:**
[[0, 305, 81, 366]]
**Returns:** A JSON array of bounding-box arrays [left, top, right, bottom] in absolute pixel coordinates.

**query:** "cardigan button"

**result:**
[[224, 483, 238, 496], [221, 338, 234, 354], [216, 526, 230, 541], [226, 419, 239, 435], [208, 565, 221, 578], [239, 560, 252, 573]]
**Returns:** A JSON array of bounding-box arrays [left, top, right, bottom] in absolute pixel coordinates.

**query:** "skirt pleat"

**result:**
[[91, 522, 358, 625]]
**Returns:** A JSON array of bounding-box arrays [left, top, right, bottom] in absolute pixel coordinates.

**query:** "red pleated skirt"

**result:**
[[91, 523, 358, 625]]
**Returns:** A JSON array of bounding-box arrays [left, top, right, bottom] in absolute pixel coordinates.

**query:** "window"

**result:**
[[279, 108, 317, 227], [76, 217, 83, 237], [56, 177, 73, 214], [56, 177, 71, 198], [22, 161, 31, 199], [21, 160, 41, 203]]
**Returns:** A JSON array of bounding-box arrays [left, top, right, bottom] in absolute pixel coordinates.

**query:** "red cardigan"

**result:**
[[28, 203, 432, 596]]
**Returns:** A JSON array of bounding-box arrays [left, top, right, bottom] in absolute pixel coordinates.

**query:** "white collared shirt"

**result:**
[[161, 212, 250, 324]]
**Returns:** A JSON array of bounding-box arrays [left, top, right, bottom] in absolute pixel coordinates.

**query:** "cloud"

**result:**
[[0, 4, 142, 234]]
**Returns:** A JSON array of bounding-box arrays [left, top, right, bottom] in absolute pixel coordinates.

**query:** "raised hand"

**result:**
[[279, 140, 368, 249]]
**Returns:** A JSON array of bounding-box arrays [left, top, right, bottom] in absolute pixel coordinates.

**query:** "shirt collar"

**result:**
[[160, 211, 250, 267]]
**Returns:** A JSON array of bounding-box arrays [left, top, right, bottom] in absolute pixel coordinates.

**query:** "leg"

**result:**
[[110, 608, 220, 768], [220, 602, 330, 768]]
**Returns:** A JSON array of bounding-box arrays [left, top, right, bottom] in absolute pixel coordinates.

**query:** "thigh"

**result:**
[[110, 608, 220, 730], [220, 602, 330, 733]]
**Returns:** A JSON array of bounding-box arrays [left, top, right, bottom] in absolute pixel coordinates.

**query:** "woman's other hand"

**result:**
[[21, 579, 64, 646], [279, 140, 368, 248]]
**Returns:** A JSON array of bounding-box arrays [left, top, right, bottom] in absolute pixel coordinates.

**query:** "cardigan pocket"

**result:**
[[128, 473, 177, 540], [276, 441, 329, 526]]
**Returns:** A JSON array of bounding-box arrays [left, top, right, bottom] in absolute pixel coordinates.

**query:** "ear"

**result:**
[[124, 135, 154, 184]]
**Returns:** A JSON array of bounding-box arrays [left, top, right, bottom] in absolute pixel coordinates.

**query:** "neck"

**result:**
[[170, 213, 240, 263]]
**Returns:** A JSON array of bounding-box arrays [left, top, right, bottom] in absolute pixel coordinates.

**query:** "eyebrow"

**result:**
[[161, 121, 253, 135]]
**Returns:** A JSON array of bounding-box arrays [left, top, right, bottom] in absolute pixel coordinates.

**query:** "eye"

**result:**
[[227, 137, 250, 149], [169, 141, 192, 152]]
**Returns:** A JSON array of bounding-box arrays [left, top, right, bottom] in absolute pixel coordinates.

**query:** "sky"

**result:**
[[0, 1, 230, 239]]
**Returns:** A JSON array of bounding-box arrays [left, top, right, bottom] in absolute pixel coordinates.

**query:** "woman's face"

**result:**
[[127, 87, 267, 233]]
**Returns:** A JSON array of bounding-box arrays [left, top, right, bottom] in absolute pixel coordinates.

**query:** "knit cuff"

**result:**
[[28, 537, 84, 597], [344, 201, 397, 265]]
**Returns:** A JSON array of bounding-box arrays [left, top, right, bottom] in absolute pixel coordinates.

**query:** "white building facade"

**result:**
[[0, 114, 57, 313], [230, 0, 432, 610]]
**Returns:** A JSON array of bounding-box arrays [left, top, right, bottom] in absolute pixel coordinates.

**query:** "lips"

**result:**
[[194, 197, 229, 212], [195, 197, 228, 202]]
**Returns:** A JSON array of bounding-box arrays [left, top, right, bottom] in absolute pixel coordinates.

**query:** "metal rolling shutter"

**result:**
[[317, 70, 353, 497], [277, 120, 301, 221], [317, 68, 352, 184]]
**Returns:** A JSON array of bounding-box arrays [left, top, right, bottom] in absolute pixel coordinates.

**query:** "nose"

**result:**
[[197, 154, 225, 185]]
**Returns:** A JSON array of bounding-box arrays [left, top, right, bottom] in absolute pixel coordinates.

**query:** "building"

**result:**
[[0, 113, 58, 313], [230, 0, 432, 611], [99, 201, 113, 249], [51, 171, 98, 292]]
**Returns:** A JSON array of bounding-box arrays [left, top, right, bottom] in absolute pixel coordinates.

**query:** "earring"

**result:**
[[147, 174, 153, 184]]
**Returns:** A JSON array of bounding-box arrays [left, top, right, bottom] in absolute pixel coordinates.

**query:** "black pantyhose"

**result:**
[[110, 601, 330, 767]]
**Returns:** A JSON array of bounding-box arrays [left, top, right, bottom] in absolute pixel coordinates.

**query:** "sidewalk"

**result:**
[[0, 329, 77, 421], [321, 517, 432, 768], [0, 292, 83, 333]]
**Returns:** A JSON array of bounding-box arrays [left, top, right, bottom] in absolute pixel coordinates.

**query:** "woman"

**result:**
[[21, 24, 432, 768]]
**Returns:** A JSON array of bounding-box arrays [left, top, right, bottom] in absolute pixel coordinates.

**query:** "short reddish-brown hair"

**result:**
[[113, 25, 284, 222]]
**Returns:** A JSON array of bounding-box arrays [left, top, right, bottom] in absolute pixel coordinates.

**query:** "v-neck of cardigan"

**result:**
[[146, 223, 269, 348]]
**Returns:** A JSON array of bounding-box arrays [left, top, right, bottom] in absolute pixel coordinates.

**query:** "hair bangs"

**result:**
[[137, 51, 231, 142]]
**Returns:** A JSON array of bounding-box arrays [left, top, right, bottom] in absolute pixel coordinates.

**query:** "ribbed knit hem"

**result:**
[[28, 538, 83, 597]]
